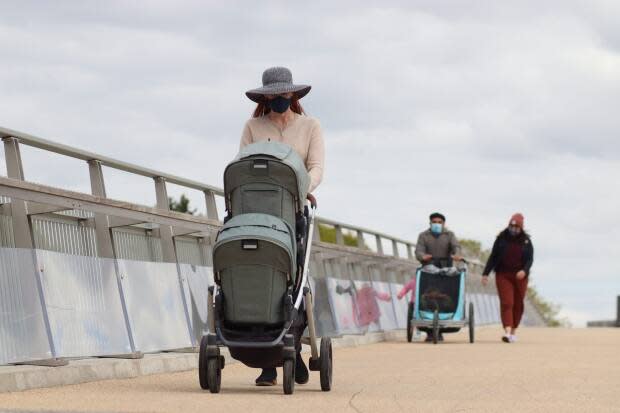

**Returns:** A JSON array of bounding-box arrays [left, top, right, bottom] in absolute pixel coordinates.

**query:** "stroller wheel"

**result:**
[[207, 357, 221, 393], [468, 302, 475, 344], [283, 358, 295, 395], [319, 337, 333, 391], [432, 309, 439, 345], [198, 336, 209, 390], [407, 317, 413, 343]]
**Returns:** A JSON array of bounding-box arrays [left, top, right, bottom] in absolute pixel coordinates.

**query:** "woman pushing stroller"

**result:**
[[240, 67, 325, 386]]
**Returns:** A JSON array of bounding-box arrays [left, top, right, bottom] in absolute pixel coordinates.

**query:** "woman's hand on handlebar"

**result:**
[[307, 193, 317, 209]]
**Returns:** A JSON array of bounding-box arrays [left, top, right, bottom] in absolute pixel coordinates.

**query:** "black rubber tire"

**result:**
[[432, 309, 439, 345], [319, 337, 333, 391], [283, 358, 295, 395], [207, 357, 221, 393], [407, 317, 413, 343], [198, 336, 209, 390], [469, 302, 475, 344]]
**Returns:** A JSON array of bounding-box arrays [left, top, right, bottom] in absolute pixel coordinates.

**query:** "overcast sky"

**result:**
[[1, 1, 619, 326]]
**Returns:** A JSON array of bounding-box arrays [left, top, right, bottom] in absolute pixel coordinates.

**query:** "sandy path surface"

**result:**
[[0, 328, 618, 413]]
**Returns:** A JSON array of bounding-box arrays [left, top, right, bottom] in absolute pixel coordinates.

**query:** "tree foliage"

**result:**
[[460, 238, 491, 262], [527, 285, 571, 327], [168, 194, 197, 215], [318, 224, 367, 248]]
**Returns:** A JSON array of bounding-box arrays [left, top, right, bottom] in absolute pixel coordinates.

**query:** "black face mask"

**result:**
[[268, 96, 291, 113]]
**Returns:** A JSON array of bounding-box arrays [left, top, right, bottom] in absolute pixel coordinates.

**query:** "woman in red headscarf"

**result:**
[[482, 213, 534, 343]]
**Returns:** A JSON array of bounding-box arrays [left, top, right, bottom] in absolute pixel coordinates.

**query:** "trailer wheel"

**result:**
[[407, 317, 414, 343], [432, 309, 439, 345], [469, 302, 475, 344]]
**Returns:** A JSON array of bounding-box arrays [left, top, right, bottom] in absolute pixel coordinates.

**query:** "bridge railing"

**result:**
[[0, 126, 540, 367]]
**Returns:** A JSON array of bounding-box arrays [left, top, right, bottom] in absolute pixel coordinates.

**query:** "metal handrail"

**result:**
[[0, 126, 223, 195], [0, 125, 429, 259], [315, 216, 414, 247], [0, 125, 489, 267]]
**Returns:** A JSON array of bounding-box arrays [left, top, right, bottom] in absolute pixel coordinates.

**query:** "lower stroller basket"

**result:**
[[198, 196, 333, 395]]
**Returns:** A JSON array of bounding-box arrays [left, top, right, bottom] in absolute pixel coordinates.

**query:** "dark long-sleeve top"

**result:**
[[483, 229, 534, 276]]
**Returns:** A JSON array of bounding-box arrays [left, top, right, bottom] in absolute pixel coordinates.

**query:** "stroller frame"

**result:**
[[199, 195, 333, 394]]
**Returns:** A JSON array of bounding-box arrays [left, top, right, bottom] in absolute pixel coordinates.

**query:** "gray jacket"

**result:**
[[415, 229, 461, 263]]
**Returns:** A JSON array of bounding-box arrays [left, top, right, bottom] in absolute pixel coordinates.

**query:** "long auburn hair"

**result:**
[[253, 96, 305, 117]]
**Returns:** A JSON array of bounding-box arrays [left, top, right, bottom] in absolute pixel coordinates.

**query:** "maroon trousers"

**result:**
[[495, 272, 528, 329]]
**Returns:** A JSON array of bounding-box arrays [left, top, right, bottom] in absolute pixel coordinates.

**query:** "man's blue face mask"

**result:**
[[430, 223, 443, 234]]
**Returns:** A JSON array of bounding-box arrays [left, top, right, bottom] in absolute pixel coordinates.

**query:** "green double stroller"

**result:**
[[199, 142, 333, 395]]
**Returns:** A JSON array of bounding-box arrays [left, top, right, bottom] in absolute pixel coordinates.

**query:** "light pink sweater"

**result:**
[[240, 113, 325, 192]]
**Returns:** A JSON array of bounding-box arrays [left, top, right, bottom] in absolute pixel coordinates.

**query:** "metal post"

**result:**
[[198, 236, 213, 267], [88, 161, 115, 259], [3, 137, 24, 179], [312, 254, 327, 280], [357, 230, 364, 249], [375, 234, 384, 255], [154, 176, 195, 347], [392, 240, 399, 258], [388, 265, 403, 324], [154, 177, 177, 264], [313, 220, 321, 242], [335, 225, 344, 245], [3, 137, 32, 249], [407, 243, 414, 260], [88, 160, 141, 359], [204, 190, 219, 221]]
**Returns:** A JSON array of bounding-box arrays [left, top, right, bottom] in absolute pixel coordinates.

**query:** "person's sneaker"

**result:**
[[509, 335, 518, 343], [255, 368, 277, 386], [295, 353, 309, 384], [501, 334, 510, 343]]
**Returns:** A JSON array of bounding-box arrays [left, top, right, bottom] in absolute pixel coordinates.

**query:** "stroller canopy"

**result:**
[[226, 141, 310, 212]]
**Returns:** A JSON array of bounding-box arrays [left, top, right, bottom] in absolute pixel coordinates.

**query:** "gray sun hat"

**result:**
[[245, 67, 311, 103]]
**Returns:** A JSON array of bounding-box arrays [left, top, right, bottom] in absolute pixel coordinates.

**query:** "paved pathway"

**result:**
[[0, 328, 618, 412]]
